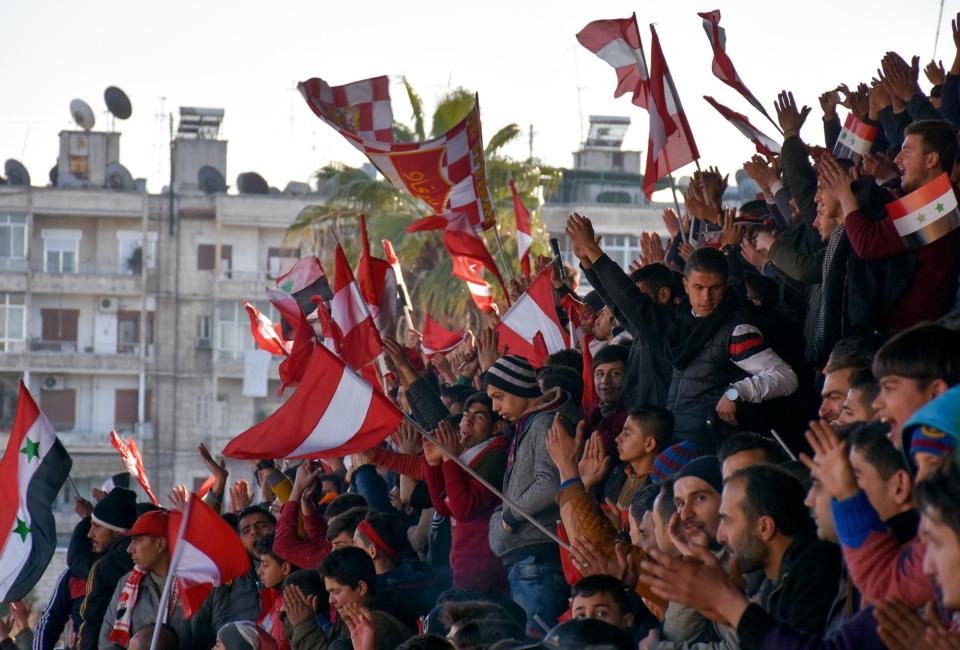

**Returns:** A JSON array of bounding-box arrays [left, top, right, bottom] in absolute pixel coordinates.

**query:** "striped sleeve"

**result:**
[[729, 324, 799, 402], [729, 324, 769, 362]]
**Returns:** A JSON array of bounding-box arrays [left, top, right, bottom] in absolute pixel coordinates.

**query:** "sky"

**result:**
[[0, 0, 954, 193]]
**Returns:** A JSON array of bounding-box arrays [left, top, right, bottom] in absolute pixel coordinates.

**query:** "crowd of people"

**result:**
[[4, 21, 960, 650]]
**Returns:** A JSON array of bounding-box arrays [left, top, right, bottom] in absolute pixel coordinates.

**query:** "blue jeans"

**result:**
[[507, 554, 569, 635]]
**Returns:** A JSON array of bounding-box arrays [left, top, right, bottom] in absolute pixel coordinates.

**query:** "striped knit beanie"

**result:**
[[650, 440, 700, 483], [485, 354, 541, 398]]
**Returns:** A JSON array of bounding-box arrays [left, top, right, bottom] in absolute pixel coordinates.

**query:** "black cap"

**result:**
[[673, 455, 724, 495], [583, 290, 605, 313], [90, 487, 137, 533]]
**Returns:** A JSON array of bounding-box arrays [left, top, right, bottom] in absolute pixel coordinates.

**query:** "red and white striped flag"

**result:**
[[421, 315, 466, 359], [509, 180, 533, 277], [496, 268, 569, 368], [223, 345, 404, 459], [698, 10, 775, 127], [577, 13, 649, 110], [703, 96, 781, 157], [278, 306, 316, 396], [356, 215, 399, 337], [242, 301, 290, 357], [167, 494, 251, 618], [332, 244, 383, 370], [108, 430, 159, 505], [452, 257, 494, 313], [643, 25, 700, 199]]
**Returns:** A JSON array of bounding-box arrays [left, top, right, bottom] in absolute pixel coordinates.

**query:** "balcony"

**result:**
[[0, 340, 151, 373], [213, 348, 282, 378], [216, 270, 273, 299], [30, 262, 147, 296]]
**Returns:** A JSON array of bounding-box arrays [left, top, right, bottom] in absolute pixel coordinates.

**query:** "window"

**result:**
[[0, 294, 25, 351], [117, 310, 154, 353], [215, 300, 275, 358], [197, 315, 211, 339], [117, 231, 157, 275], [197, 244, 232, 272], [41, 388, 76, 430], [193, 393, 212, 427], [267, 247, 300, 278], [115, 389, 152, 431], [40, 309, 79, 344], [612, 151, 624, 170], [602, 234, 641, 270], [0, 214, 26, 271], [42, 229, 81, 274]]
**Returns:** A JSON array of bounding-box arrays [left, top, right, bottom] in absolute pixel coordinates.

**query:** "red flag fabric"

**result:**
[[356, 215, 399, 337], [243, 301, 290, 357], [509, 180, 533, 277], [278, 307, 316, 397], [703, 96, 781, 157], [698, 10, 775, 126], [452, 257, 494, 313], [312, 296, 342, 355], [332, 244, 383, 370], [643, 25, 700, 199], [576, 13, 649, 110], [223, 345, 404, 459], [298, 77, 496, 231], [421, 315, 466, 359], [109, 431, 159, 505], [167, 494, 251, 619], [496, 268, 569, 368], [297, 76, 394, 144], [581, 334, 598, 414]]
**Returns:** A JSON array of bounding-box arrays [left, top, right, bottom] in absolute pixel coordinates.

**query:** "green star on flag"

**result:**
[[20, 437, 39, 462], [12, 519, 30, 542], [840, 131, 847, 140], [917, 213, 927, 223], [936, 202, 945, 213]]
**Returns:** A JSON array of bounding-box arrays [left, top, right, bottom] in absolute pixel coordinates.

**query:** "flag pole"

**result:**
[[491, 221, 517, 284], [385, 241, 416, 334], [667, 174, 687, 245], [407, 417, 570, 550], [149, 498, 192, 650]]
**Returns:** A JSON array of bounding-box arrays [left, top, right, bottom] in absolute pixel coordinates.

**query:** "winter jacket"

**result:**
[[273, 500, 331, 570], [738, 604, 884, 650], [585, 402, 628, 460], [189, 564, 261, 649], [76, 538, 133, 650], [97, 570, 192, 649], [33, 568, 85, 650], [258, 587, 290, 650], [375, 560, 451, 628], [289, 607, 411, 650]]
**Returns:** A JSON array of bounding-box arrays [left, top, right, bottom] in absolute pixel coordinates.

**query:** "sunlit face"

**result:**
[[571, 592, 632, 629], [594, 361, 625, 405], [805, 477, 836, 543], [652, 493, 677, 555], [819, 368, 853, 425], [615, 416, 655, 463], [683, 271, 727, 317], [257, 552, 290, 589], [837, 387, 875, 425], [458, 403, 493, 448], [324, 577, 365, 611], [721, 450, 770, 480], [895, 134, 938, 193], [921, 507, 960, 609], [88, 522, 120, 554], [814, 183, 841, 240], [674, 477, 721, 543], [128, 535, 167, 573], [716, 479, 768, 574], [485, 385, 531, 423], [873, 375, 942, 446], [238, 513, 275, 555], [849, 447, 908, 521]]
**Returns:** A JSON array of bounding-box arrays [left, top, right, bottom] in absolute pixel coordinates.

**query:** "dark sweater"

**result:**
[[738, 604, 884, 650]]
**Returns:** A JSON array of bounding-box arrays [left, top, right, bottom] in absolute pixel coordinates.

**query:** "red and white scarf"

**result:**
[[108, 568, 179, 647]]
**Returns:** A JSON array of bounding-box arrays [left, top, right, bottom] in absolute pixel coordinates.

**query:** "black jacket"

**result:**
[[76, 536, 133, 650]]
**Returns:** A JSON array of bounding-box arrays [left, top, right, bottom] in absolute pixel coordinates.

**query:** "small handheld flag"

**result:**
[[885, 172, 960, 249]]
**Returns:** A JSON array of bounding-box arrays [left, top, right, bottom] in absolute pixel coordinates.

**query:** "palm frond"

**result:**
[[402, 76, 426, 141], [486, 124, 521, 156], [430, 88, 475, 137]]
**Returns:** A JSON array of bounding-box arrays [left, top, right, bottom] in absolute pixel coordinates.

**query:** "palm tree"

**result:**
[[286, 79, 560, 325]]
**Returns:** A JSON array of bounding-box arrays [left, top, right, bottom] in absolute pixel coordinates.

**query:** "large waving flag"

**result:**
[[833, 113, 878, 163], [243, 301, 290, 357], [509, 180, 533, 277], [703, 96, 781, 157], [496, 268, 569, 368], [577, 13, 649, 110], [332, 244, 383, 370], [356, 215, 400, 337], [421, 315, 467, 359], [109, 430, 159, 506], [167, 494, 251, 618], [0, 383, 72, 601], [886, 172, 960, 249], [643, 26, 700, 199], [223, 345, 404, 459], [278, 306, 317, 396], [298, 75, 394, 144], [453, 257, 494, 313], [698, 10, 776, 129]]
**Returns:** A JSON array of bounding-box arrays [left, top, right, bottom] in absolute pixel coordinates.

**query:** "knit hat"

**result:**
[[902, 384, 960, 466], [672, 456, 724, 495], [650, 441, 701, 483], [91, 487, 138, 533], [583, 290, 605, 313], [216, 621, 277, 650], [485, 355, 541, 398]]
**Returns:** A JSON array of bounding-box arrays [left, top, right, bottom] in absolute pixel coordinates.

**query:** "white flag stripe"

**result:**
[[517, 231, 533, 257], [175, 539, 223, 587], [595, 39, 645, 72], [332, 282, 370, 335], [467, 281, 491, 297], [289, 368, 374, 457], [501, 293, 567, 353], [893, 190, 959, 237]]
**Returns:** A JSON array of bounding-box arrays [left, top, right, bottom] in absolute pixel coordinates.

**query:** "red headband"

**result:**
[[356, 520, 398, 562]]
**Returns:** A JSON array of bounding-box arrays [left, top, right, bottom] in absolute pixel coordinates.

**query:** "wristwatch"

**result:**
[[725, 386, 740, 402]]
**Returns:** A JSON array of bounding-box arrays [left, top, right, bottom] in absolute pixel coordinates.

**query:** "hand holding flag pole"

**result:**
[[149, 502, 191, 650]]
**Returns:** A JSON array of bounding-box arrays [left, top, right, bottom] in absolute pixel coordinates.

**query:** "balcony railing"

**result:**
[[31, 262, 151, 276], [0, 258, 27, 272], [28, 340, 154, 357]]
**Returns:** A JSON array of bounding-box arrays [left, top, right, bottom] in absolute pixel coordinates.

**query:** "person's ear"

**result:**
[[893, 469, 913, 506], [357, 580, 368, 598], [756, 515, 777, 542], [643, 435, 657, 454], [282, 561, 292, 577], [927, 151, 941, 172], [929, 378, 950, 398], [657, 287, 671, 304], [622, 612, 634, 629]]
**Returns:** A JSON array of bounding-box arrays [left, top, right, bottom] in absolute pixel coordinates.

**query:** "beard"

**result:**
[[732, 533, 768, 575]]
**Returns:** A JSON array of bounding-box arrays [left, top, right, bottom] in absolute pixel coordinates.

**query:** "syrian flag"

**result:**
[[109, 431, 159, 506], [274, 257, 332, 337], [0, 382, 72, 601], [643, 26, 700, 199], [166, 494, 251, 618], [496, 268, 569, 368], [698, 10, 776, 129], [223, 344, 404, 459], [453, 256, 494, 313], [243, 301, 290, 357], [577, 13, 650, 110], [332, 244, 383, 370], [833, 113, 878, 163], [704, 96, 781, 157], [356, 215, 400, 337], [886, 172, 960, 249], [509, 180, 533, 277], [421, 315, 466, 359]]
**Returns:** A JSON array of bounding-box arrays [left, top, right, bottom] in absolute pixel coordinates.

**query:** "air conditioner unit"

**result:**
[[196, 337, 212, 349], [98, 296, 117, 313], [42, 375, 65, 390]]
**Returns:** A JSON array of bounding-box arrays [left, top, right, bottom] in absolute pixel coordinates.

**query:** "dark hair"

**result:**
[[237, 505, 276, 530], [355, 511, 410, 560], [631, 263, 678, 299], [325, 493, 368, 521], [717, 432, 788, 465], [629, 482, 661, 523], [441, 384, 475, 406], [319, 547, 377, 595], [848, 366, 880, 407], [593, 344, 629, 368], [626, 406, 674, 453], [684, 247, 729, 280], [845, 421, 905, 480], [326, 506, 368, 541], [546, 348, 584, 373], [440, 600, 510, 629], [826, 335, 879, 374], [317, 472, 345, 495], [916, 462, 960, 537], [655, 478, 677, 522], [744, 273, 780, 308], [451, 619, 525, 647], [396, 635, 455, 650], [904, 119, 958, 173], [571, 574, 630, 615], [538, 364, 583, 407], [463, 392, 500, 424], [253, 533, 300, 571], [283, 569, 326, 599], [727, 465, 811, 537], [872, 324, 960, 386]]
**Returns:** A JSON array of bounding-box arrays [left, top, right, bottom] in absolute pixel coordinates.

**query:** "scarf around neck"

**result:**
[[667, 292, 739, 369]]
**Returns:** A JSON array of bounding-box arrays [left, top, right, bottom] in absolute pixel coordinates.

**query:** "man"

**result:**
[[819, 363, 859, 425], [837, 367, 879, 425], [672, 457, 725, 550], [847, 422, 918, 540], [717, 432, 789, 479], [325, 507, 367, 549], [76, 488, 138, 650], [99, 511, 193, 649], [486, 353, 578, 630], [568, 213, 798, 449], [585, 344, 629, 458]]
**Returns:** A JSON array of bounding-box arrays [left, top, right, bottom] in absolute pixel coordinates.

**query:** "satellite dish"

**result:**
[[198, 165, 226, 195], [105, 162, 135, 191], [237, 172, 269, 195], [4, 160, 30, 186], [70, 99, 95, 131], [104, 86, 132, 120], [49, 165, 58, 186]]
